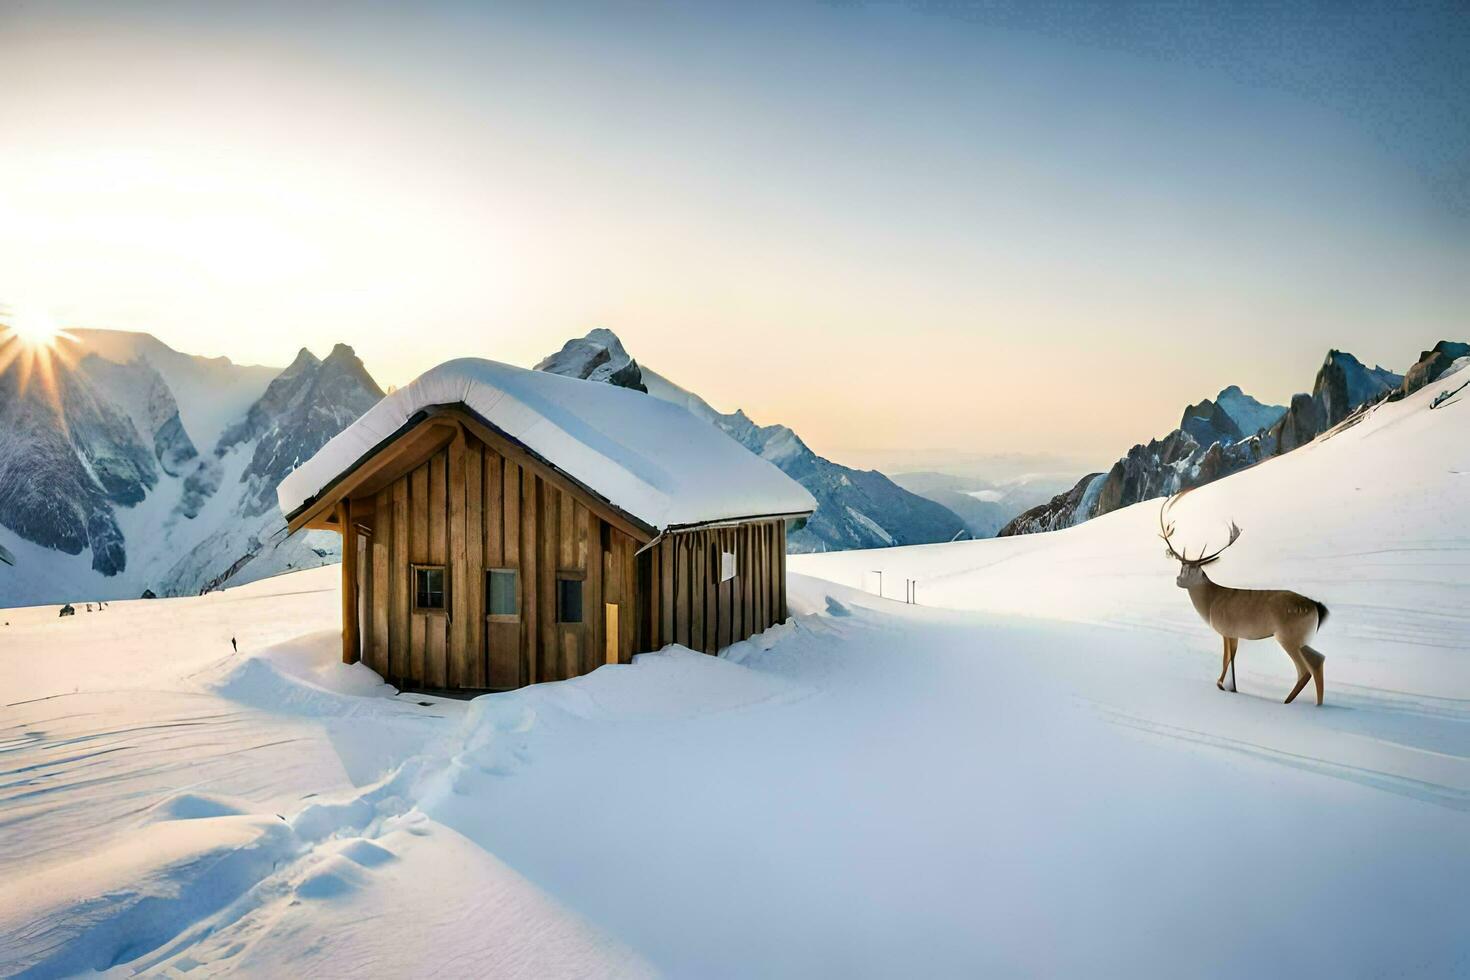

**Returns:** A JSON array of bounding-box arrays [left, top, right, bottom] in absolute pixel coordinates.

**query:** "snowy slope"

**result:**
[[794, 357, 1470, 697], [69, 328, 280, 451], [999, 344, 1450, 536], [2, 358, 1466, 976]]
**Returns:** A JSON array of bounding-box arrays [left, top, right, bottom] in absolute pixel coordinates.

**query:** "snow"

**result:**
[[1072, 469, 1107, 525], [0, 330, 335, 607], [3, 359, 1467, 975], [0, 568, 651, 977], [0, 440, 338, 612], [793, 359, 1470, 698], [69, 328, 281, 452], [638, 363, 726, 424], [279, 358, 815, 531], [1215, 384, 1287, 436], [844, 504, 895, 545]]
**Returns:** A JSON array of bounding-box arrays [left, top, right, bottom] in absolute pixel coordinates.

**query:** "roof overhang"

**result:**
[[284, 402, 815, 545], [285, 403, 665, 543], [662, 511, 814, 534]]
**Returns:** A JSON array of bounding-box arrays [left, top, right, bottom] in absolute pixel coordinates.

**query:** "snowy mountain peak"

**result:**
[[1214, 385, 1286, 437], [1318, 349, 1402, 419], [1401, 341, 1470, 397], [536, 332, 964, 551], [68, 328, 280, 452], [1177, 396, 1244, 448], [1, 332, 385, 603], [281, 346, 322, 375], [220, 343, 383, 515], [534, 329, 647, 392], [1001, 340, 1448, 537]]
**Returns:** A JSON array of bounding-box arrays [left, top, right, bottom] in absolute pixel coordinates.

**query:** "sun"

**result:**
[[2, 305, 67, 349], [0, 304, 79, 413]]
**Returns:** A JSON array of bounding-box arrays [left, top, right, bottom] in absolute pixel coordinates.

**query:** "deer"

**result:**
[[1159, 491, 1329, 705]]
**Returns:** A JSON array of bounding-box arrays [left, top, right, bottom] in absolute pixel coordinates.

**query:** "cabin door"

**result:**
[[605, 603, 619, 665], [486, 619, 521, 690]]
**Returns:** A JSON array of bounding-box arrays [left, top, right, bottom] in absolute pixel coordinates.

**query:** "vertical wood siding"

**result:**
[[635, 519, 789, 657], [347, 421, 794, 690], [352, 425, 649, 690]]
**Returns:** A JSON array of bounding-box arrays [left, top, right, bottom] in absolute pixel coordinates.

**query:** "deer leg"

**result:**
[[1226, 637, 1239, 692], [1278, 639, 1311, 704], [1217, 636, 1231, 690], [1301, 645, 1326, 706]]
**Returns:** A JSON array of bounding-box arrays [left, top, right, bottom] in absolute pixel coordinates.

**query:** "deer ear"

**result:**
[[1199, 555, 1220, 565]]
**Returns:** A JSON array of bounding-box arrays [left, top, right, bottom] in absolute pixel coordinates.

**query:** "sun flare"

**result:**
[[0, 304, 78, 413], [2, 305, 67, 349]]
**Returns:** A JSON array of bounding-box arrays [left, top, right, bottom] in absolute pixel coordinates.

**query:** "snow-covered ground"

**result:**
[[0, 570, 651, 978], [2, 364, 1467, 976]]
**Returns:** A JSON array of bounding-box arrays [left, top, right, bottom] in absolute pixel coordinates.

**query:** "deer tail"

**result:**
[[1314, 601, 1329, 631]]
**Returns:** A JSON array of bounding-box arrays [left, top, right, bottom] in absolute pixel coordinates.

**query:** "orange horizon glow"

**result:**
[[2, 5, 1465, 463]]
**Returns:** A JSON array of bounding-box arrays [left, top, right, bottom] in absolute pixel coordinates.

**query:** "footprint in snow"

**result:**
[[339, 838, 396, 868]]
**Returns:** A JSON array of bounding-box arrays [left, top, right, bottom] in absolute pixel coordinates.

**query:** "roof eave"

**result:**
[[661, 510, 814, 535]]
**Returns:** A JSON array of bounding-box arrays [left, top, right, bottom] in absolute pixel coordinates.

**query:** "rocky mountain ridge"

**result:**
[[0, 329, 382, 604], [1000, 343, 1463, 536]]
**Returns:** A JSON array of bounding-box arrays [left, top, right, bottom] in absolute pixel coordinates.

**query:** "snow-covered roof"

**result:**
[[277, 358, 816, 533]]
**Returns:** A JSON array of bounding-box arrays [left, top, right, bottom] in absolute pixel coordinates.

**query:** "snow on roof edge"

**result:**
[[277, 358, 816, 533]]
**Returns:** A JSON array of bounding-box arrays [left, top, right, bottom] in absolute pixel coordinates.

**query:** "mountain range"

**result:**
[[6, 321, 1460, 608], [535, 329, 968, 552], [0, 325, 979, 606], [886, 471, 1077, 539], [0, 330, 382, 605], [1001, 341, 1468, 536]]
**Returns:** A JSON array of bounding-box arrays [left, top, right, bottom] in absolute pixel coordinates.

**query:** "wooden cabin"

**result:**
[[279, 360, 815, 692]]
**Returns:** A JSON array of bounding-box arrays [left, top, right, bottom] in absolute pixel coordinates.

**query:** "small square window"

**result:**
[[413, 565, 446, 611], [557, 576, 584, 624], [487, 569, 518, 618]]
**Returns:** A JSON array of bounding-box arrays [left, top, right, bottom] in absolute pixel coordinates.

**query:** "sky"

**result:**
[[2, 1, 1466, 466]]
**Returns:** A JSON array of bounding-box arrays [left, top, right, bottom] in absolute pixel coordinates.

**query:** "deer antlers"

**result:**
[[1159, 489, 1242, 565], [1159, 491, 1190, 562]]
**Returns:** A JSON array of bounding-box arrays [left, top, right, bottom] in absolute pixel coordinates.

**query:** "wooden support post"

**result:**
[[340, 500, 360, 665]]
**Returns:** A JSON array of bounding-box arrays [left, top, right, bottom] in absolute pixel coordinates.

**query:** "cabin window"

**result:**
[[413, 565, 447, 612], [556, 575, 584, 624], [487, 568, 518, 619], [720, 550, 737, 582]]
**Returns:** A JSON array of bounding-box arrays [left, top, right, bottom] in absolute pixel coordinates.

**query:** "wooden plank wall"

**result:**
[[640, 519, 789, 655], [355, 425, 639, 690]]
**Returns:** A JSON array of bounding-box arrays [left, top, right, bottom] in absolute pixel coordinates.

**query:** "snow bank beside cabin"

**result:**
[[277, 358, 815, 531]]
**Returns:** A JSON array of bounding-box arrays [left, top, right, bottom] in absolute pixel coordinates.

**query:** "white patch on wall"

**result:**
[[720, 551, 737, 582]]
